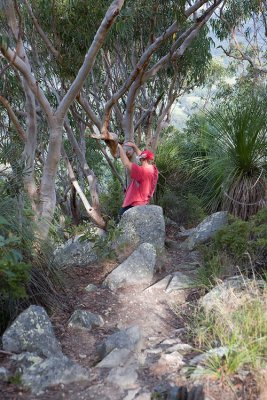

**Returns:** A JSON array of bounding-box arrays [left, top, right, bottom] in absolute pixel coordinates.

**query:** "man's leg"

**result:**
[[116, 205, 133, 223]]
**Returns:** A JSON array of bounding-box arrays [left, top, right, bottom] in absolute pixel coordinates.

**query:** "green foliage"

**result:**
[[158, 189, 205, 227], [0, 217, 31, 299], [0, 194, 64, 334], [8, 372, 22, 386], [213, 219, 250, 259], [155, 128, 206, 226], [190, 94, 267, 219], [211, 0, 261, 41], [92, 219, 122, 261], [100, 174, 124, 220], [199, 209, 267, 282], [194, 254, 225, 290], [217, 209, 267, 268], [185, 279, 267, 380]]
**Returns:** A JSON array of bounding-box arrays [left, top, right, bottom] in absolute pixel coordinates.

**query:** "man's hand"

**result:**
[[123, 141, 141, 156]]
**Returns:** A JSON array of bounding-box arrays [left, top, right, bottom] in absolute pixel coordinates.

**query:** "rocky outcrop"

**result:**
[[183, 211, 228, 250], [116, 205, 165, 253], [2, 305, 89, 395], [2, 305, 62, 357], [103, 243, 156, 290]]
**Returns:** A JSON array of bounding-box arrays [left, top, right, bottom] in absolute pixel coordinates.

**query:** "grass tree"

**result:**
[[193, 96, 267, 219]]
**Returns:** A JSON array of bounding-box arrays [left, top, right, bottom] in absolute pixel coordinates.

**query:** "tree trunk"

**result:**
[[37, 123, 63, 239]]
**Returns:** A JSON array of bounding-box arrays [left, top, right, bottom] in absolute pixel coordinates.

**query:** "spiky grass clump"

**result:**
[[191, 95, 267, 219]]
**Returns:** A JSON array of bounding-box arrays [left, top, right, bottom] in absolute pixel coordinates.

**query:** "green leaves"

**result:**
[[0, 34, 9, 51]]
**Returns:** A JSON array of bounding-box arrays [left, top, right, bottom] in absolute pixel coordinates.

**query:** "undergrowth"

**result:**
[[189, 284, 267, 378], [0, 196, 64, 334], [195, 209, 267, 291]]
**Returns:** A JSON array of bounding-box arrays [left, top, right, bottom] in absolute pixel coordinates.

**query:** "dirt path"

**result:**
[[0, 234, 259, 400]]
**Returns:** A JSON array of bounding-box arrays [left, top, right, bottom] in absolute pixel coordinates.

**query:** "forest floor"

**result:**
[[0, 226, 261, 400]]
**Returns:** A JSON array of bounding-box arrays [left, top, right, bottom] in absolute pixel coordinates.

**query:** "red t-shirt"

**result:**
[[122, 163, 159, 207]]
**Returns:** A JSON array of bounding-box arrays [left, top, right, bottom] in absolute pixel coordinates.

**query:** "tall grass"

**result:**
[[0, 195, 65, 333], [189, 280, 267, 378]]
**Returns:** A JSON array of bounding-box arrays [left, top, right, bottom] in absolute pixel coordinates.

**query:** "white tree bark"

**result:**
[[1, 0, 125, 238]]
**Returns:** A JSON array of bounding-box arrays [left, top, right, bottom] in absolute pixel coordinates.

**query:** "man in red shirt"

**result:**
[[117, 142, 159, 220]]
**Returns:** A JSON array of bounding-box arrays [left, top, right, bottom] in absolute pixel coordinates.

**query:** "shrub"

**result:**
[[92, 219, 122, 261], [158, 189, 205, 227], [100, 175, 124, 220], [199, 209, 267, 280], [213, 218, 250, 260]]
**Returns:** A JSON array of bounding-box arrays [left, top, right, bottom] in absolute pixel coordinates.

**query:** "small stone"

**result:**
[[103, 243, 156, 290], [68, 310, 104, 330], [11, 353, 89, 395], [0, 367, 10, 381], [161, 338, 180, 346], [123, 389, 140, 400], [157, 351, 185, 368], [166, 343, 193, 354], [189, 346, 229, 366], [134, 393, 151, 400], [145, 348, 162, 355], [2, 305, 62, 358], [97, 326, 142, 360], [96, 348, 132, 368], [84, 284, 98, 293]]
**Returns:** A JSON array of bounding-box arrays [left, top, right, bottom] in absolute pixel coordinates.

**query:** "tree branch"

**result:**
[[0, 47, 54, 120], [77, 93, 102, 132], [0, 95, 27, 141], [23, 0, 62, 61], [56, 0, 125, 121]]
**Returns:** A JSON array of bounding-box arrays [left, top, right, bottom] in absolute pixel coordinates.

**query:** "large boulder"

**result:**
[[200, 277, 266, 314], [2, 305, 62, 357], [103, 243, 156, 290], [183, 212, 228, 250], [165, 272, 195, 293], [11, 352, 89, 395], [116, 206, 165, 253], [54, 237, 98, 268], [97, 326, 142, 361]]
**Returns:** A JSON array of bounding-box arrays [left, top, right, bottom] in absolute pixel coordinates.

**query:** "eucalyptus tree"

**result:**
[[0, 0, 226, 238], [212, 0, 267, 82], [0, 0, 124, 237]]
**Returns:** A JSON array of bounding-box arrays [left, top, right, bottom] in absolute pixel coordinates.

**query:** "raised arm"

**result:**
[[118, 144, 132, 171]]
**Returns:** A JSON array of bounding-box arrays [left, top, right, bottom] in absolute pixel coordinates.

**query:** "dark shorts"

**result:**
[[116, 205, 134, 223]]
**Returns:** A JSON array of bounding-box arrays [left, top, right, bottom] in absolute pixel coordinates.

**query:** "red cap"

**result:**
[[139, 149, 154, 160]]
